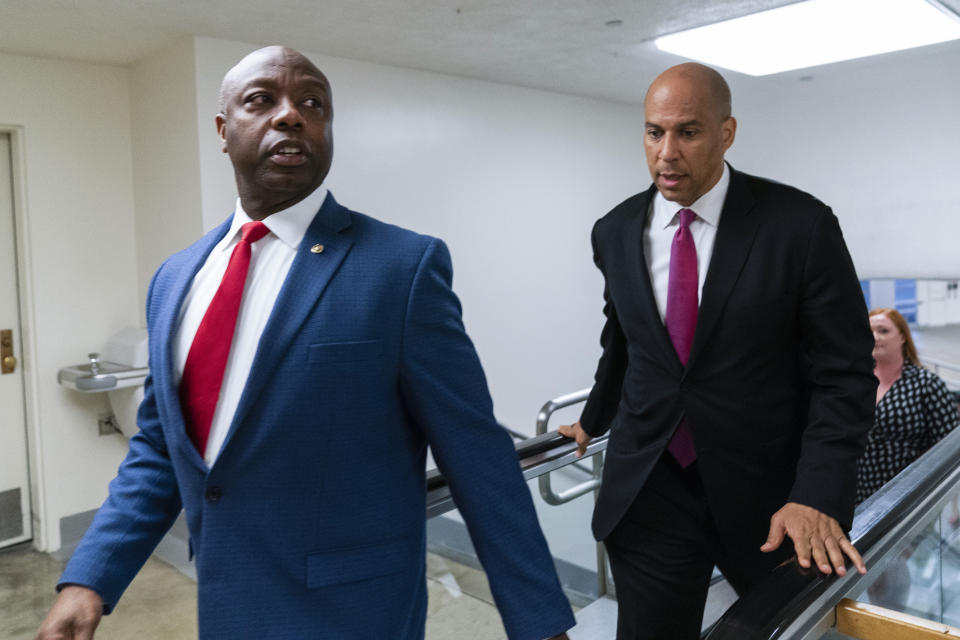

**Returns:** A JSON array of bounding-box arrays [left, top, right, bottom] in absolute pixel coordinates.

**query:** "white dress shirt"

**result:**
[[173, 185, 329, 466], [644, 163, 730, 321]]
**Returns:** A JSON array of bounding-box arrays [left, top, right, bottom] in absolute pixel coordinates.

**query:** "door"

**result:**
[[0, 132, 31, 548]]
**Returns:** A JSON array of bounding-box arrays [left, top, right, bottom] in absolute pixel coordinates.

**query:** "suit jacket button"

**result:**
[[205, 486, 223, 503]]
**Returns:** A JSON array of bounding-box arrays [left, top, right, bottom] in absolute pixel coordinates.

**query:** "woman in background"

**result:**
[[857, 308, 959, 504]]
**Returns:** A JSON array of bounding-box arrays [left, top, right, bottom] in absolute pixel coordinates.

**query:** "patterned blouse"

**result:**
[[856, 364, 959, 504]]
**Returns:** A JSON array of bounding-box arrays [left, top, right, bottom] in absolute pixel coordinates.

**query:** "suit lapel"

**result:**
[[687, 168, 760, 369], [155, 218, 234, 471], [217, 193, 354, 459], [626, 185, 681, 369]]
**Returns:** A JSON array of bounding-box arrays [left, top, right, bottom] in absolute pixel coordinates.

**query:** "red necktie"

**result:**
[[180, 221, 270, 456], [665, 208, 698, 467]]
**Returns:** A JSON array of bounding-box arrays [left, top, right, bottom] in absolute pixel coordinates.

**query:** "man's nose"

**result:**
[[272, 96, 304, 129], [659, 132, 679, 160]]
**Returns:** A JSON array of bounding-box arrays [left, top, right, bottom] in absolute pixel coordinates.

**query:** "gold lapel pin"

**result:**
[[310, 244, 325, 254]]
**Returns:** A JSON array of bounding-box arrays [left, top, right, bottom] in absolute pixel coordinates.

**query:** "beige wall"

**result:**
[[0, 52, 139, 550]]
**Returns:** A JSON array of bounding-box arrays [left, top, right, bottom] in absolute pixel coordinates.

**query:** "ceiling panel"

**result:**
[[1, 0, 958, 103]]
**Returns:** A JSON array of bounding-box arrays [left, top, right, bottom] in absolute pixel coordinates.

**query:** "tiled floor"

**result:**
[[0, 544, 506, 639]]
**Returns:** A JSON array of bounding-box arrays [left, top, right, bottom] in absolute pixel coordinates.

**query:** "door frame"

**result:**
[[2, 124, 47, 550]]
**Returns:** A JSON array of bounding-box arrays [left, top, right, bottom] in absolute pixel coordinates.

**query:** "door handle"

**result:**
[[1, 329, 16, 374]]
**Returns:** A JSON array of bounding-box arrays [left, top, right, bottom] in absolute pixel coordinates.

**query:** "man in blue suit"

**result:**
[[37, 46, 574, 640]]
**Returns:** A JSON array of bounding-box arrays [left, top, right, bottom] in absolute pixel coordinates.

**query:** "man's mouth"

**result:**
[[269, 142, 308, 166], [658, 172, 685, 188]]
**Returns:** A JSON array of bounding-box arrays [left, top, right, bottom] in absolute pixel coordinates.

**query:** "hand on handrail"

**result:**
[[761, 502, 867, 577], [557, 421, 592, 458]]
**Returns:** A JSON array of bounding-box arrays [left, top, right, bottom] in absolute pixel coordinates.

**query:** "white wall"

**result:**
[[917, 280, 960, 327], [723, 43, 960, 280], [0, 52, 139, 550], [13, 33, 959, 555], [129, 38, 204, 320], [188, 38, 960, 444], [180, 37, 960, 572], [186, 37, 648, 573], [192, 36, 645, 436]]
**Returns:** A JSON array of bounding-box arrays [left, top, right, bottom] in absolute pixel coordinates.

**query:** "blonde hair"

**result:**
[[870, 308, 920, 366]]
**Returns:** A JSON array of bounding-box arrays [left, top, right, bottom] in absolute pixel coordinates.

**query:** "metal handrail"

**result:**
[[922, 356, 960, 373], [500, 419, 596, 478], [704, 422, 960, 639], [425, 428, 609, 519], [424, 388, 604, 516], [425, 388, 612, 598], [535, 387, 613, 600], [921, 355, 960, 391], [535, 388, 593, 432], [535, 388, 605, 506]]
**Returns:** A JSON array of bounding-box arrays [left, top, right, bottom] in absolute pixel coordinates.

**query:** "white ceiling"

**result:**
[[2, 0, 960, 104]]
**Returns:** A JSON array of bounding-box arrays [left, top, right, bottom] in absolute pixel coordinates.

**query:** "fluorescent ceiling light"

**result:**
[[654, 0, 960, 76]]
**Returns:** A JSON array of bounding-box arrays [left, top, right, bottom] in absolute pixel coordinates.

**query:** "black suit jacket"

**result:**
[[581, 167, 876, 543]]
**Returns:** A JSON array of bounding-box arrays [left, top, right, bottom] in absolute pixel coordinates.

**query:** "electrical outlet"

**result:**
[[98, 414, 120, 436]]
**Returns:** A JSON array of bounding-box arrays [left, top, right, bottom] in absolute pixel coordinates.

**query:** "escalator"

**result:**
[[706, 420, 960, 639], [425, 394, 960, 638]]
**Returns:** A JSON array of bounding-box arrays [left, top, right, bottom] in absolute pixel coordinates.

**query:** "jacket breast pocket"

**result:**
[[306, 536, 414, 588], [308, 339, 383, 364]]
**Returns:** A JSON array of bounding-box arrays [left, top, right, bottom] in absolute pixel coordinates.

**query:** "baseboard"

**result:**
[[56, 509, 595, 603], [55, 509, 196, 580]]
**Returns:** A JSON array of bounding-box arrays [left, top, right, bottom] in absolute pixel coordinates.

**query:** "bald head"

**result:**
[[215, 45, 334, 219], [642, 63, 736, 206], [219, 46, 328, 114], [645, 63, 731, 124]]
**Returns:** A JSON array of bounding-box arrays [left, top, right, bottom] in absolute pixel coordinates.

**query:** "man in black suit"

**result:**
[[559, 63, 876, 639]]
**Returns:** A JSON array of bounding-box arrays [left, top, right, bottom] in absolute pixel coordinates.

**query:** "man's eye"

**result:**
[[247, 94, 272, 104], [647, 130, 662, 139], [303, 97, 324, 109], [682, 129, 698, 138]]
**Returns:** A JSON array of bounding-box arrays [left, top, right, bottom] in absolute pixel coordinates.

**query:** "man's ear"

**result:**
[[216, 114, 228, 153], [721, 116, 737, 151]]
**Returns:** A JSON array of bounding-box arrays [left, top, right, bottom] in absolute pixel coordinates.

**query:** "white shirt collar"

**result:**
[[222, 185, 329, 251], [652, 163, 730, 229]]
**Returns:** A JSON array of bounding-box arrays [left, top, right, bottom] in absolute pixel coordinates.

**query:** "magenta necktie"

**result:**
[[665, 208, 698, 468], [180, 221, 270, 456]]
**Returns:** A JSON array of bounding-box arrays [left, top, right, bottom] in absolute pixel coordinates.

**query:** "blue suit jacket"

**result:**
[[61, 193, 575, 639]]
